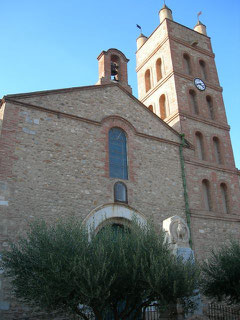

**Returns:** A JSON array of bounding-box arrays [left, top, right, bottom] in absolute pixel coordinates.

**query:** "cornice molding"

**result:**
[[169, 35, 214, 58], [185, 158, 238, 175], [139, 70, 223, 104], [136, 33, 215, 74], [190, 211, 240, 222], [173, 71, 223, 92], [177, 112, 230, 131]]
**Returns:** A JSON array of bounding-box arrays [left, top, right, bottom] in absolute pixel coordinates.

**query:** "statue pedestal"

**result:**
[[162, 216, 203, 318]]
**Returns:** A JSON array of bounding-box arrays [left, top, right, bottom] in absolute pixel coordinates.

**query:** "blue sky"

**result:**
[[0, 0, 239, 168]]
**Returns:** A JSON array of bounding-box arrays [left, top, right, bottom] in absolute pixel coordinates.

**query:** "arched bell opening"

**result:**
[[111, 54, 120, 81]]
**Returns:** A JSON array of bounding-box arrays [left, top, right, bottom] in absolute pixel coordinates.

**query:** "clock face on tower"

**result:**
[[194, 78, 206, 91]]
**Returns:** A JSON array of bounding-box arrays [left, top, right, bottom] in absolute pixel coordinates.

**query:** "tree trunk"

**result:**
[[75, 307, 90, 320], [113, 304, 120, 320]]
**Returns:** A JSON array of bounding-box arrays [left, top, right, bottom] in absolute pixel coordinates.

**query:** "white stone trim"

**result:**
[[84, 203, 146, 232]]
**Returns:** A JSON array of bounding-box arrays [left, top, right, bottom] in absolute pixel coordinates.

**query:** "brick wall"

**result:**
[[135, 14, 240, 262]]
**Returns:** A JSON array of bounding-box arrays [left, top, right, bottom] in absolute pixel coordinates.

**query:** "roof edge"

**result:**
[[3, 82, 191, 148], [2, 83, 122, 99]]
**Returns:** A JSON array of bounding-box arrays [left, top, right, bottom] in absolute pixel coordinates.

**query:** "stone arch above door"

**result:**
[[83, 203, 147, 232]]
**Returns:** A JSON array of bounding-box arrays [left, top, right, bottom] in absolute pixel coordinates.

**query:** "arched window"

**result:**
[[195, 132, 205, 160], [189, 89, 199, 114], [145, 69, 151, 92], [220, 183, 229, 214], [206, 96, 214, 120], [109, 128, 128, 180], [114, 182, 128, 203], [213, 137, 222, 164], [159, 94, 167, 120], [156, 58, 163, 82], [202, 179, 212, 211], [199, 60, 207, 80], [183, 54, 192, 75], [148, 105, 153, 112]]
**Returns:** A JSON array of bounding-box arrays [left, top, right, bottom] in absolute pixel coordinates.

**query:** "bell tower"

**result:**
[[136, 4, 240, 258], [96, 48, 132, 93]]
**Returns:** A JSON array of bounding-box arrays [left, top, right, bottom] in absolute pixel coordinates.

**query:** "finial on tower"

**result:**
[[159, 1, 173, 23], [197, 11, 202, 23], [194, 11, 207, 35], [136, 24, 148, 50]]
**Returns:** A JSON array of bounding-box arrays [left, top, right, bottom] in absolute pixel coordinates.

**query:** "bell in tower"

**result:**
[[111, 56, 119, 81], [96, 48, 132, 93]]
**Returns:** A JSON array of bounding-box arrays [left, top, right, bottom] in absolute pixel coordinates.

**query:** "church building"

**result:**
[[0, 3, 239, 318]]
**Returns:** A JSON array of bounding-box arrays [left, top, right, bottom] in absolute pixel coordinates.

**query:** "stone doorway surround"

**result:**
[[83, 203, 147, 233]]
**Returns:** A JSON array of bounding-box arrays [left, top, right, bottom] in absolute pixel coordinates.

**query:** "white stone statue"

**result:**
[[162, 215, 190, 248]]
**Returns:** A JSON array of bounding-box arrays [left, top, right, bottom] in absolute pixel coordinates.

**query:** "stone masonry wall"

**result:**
[[0, 84, 186, 318]]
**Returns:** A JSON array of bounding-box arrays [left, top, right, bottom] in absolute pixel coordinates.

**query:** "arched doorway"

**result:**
[[83, 203, 147, 233]]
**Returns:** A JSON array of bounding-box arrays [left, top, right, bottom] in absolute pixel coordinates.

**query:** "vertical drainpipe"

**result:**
[[179, 134, 192, 248]]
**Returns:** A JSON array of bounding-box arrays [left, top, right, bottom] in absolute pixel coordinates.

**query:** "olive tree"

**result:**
[[200, 240, 240, 306], [1, 218, 199, 319]]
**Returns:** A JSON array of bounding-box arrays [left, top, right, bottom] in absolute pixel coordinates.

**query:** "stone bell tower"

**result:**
[[136, 3, 240, 259], [96, 48, 132, 93]]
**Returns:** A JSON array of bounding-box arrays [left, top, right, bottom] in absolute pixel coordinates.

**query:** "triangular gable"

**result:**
[[3, 83, 190, 147]]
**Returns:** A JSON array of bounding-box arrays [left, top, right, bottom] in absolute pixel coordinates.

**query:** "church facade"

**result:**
[[0, 4, 239, 319]]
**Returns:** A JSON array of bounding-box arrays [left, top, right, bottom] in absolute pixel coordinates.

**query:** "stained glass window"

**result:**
[[109, 128, 128, 179]]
